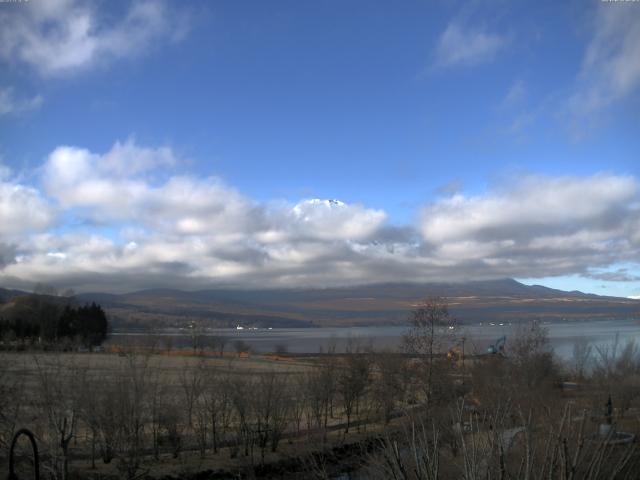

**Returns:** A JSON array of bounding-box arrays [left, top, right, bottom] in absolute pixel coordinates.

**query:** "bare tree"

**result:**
[[511, 320, 550, 363], [158, 399, 184, 459], [193, 386, 209, 458], [509, 321, 560, 410], [337, 352, 370, 433], [147, 366, 166, 461], [373, 351, 407, 424], [180, 360, 204, 428], [369, 422, 440, 480], [290, 375, 308, 437], [77, 354, 152, 477], [180, 357, 210, 458], [114, 354, 152, 480], [570, 337, 593, 380], [205, 369, 233, 454], [78, 371, 100, 469], [91, 379, 120, 464], [252, 371, 290, 462], [404, 297, 455, 407], [229, 374, 254, 459], [35, 356, 83, 480], [306, 361, 336, 442]]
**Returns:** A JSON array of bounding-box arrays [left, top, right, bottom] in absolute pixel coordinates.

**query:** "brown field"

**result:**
[[4, 318, 640, 479]]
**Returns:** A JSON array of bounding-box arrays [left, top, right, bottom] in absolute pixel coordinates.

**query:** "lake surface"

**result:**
[[112, 318, 640, 361]]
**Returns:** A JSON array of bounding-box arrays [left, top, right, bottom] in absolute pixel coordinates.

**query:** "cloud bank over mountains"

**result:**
[[0, 139, 638, 292], [0, 1, 638, 294]]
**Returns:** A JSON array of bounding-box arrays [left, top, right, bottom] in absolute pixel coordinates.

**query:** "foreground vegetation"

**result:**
[[2, 298, 640, 479]]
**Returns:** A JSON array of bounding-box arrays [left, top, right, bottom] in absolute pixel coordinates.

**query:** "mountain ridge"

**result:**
[[2, 278, 635, 330]]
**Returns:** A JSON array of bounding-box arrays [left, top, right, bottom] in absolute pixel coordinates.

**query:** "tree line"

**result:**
[[0, 295, 108, 347]]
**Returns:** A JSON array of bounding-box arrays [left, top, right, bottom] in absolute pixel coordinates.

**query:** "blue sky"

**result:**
[[0, 0, 639, 296]]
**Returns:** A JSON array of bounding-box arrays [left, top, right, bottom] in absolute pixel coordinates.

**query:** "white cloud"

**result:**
[[43, 140, 179, 218], [288, 199, 386, 241], [0, 141, 393, 289], [100, 139, 177, 177], [0, 180, 55, 237], [42, 141, 388, 244], [0, 0, 188, 76], [0, 86, 42, 116], [422, 175, 636, 243], [2, 140, 640, 292], [43, 145, 146, 217], [568, 4, 640, 124], [434, 22, 508, 68], [421, 174, 639, 278]]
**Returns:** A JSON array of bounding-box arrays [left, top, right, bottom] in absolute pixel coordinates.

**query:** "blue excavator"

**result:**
[[487, 335, 506, 355]]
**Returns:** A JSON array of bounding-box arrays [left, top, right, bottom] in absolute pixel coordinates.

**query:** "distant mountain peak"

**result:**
[[306, 198, 345, 207]]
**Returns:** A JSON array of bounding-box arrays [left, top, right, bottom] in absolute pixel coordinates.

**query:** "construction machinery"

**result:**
[[487, 335, 506, 355]]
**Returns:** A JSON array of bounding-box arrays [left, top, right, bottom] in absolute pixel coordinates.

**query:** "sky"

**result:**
[[0, 0, 639, 296]]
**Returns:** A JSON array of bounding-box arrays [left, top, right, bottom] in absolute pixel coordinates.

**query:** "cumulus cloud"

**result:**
[[422, 175, 636, 243], [1, 140, 639, 292], [434, 22, 508, 68], [287, 199, 386, 241], [0, 180, 55, 237], [421, 174, 639, 278], [6, 139, 390, 290], [568, 4, 640, 126], [0, 86, 42, 116], [42, 141, 264, 239], [42, 141, 389, 245], [0, 0, 188, 76], [0, 170, 55, 269]]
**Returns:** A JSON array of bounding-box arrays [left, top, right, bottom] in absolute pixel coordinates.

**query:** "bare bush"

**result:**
[[367, 400, 640, 480], [570, 337, 593, 380]]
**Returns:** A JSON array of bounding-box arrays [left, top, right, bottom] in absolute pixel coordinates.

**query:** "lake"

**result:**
[[112, 318, 640, 361]]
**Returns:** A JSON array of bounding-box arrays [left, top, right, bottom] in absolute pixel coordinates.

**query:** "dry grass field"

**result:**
[[4, 318, 640, 479]]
